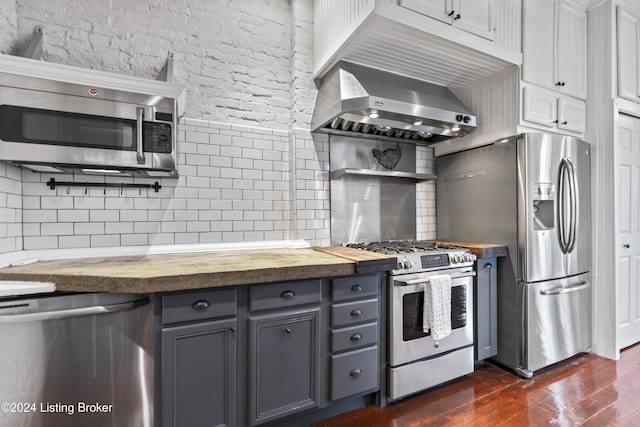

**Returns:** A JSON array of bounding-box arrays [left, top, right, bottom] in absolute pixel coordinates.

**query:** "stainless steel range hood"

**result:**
[[311, 62, 476, 144]]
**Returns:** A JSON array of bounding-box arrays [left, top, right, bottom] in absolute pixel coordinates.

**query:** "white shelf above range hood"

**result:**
[[313, 0, 522, 87]]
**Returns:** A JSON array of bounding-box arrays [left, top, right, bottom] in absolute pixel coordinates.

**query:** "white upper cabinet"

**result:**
[[617, 6, 640, 103], [399, 0, 452, 23], [522, 0, 586, 99], [400, 0, 495, 40], [454, 0, 495, 41]]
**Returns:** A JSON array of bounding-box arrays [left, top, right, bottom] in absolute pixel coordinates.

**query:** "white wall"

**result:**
[[12, 0, 294, 128], [0, 0, 436, 252], [0, 0, 16, 54]]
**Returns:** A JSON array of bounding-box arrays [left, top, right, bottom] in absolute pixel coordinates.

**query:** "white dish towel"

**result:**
[[423, 274, 452, 340]]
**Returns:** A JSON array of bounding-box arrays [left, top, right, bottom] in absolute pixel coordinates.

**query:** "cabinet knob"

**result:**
[[284, 328, 292, 334], [624, 244, 631, 248], [350, 309, 363, 317], [561, 121, 568, 125], [191, 300, 210, 311], [448, 10, 455, 16], [483, 263, 493, 269], [351, 284, 363, 292], [454, 13, 461, 20], [555, 81, 566, 86], [350, 333, 363, 341], [552, 120, 559, 124], [349, 368, 362, 377], [280, 290, 295, 299]]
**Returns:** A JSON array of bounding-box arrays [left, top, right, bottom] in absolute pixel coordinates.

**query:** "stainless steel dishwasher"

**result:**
[[0, 292, 153, 427]]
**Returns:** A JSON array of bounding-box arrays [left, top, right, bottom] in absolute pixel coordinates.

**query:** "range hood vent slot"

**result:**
[[311, 62, 477, 144]]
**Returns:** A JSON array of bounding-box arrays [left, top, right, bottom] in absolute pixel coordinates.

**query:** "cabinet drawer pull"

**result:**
[[350, 368, 362, 377], [191, 300, 210, 311], [350, 309, 363, 317], [350, 333, 363, 341], [351, 284, 363, 292], [280, 290, 295, 299]]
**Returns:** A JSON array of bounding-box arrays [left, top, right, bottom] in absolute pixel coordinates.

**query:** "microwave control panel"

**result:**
[[143, 122, 172, 153]]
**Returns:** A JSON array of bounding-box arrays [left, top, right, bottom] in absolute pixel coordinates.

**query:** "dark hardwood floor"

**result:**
[[311, 344, 640, 426]]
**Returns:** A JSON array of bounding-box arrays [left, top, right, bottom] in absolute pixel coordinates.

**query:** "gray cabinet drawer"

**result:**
[[162, 288, 237, 325], [330, 346, 379, 401], [331, 322, 378, 353], [249, 280, 321, 312], [331, 274, 379, 302], [331, 299, 378, 328]]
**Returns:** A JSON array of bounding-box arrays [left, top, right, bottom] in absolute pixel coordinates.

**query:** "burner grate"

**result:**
[[345, 240, 463, 254]]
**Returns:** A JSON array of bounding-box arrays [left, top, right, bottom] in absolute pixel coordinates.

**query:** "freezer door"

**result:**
[[524, 273, 591, 373], [564, 138, 591, 276], [522, 133, 567, 282]]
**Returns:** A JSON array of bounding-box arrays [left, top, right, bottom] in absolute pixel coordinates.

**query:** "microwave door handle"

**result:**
[[136, 107, 145, 164]]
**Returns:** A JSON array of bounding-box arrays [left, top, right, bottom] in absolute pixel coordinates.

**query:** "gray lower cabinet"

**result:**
[[161, 319, 237, 427], [329, 274, 380, 401], [475, 257, 498, 360], [249, 308, 321, 425], [160, 288, 238, 427]]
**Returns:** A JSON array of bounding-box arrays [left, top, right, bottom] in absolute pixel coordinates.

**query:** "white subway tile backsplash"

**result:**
[[91, 235, 120, 248], [24, 236, 58, 250], [59, 235, 91, 249], [1, 121, 384, 251]]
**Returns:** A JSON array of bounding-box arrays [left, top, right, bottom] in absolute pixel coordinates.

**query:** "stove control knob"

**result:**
[[397, 260, 405, 269], [465, 254, 477, 262], [452, 255, 462, 264], [405, 260, 414, 269]]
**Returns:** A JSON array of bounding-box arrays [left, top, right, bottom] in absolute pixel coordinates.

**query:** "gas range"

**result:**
[[345, 240, 476, 275]]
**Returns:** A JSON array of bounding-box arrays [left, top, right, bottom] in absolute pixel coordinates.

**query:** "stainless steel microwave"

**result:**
[[0, 54, 185, 177]]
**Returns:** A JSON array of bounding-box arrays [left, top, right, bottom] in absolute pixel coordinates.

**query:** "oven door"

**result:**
[[0, 85, 172, 171], [389, 268, 475, 367]]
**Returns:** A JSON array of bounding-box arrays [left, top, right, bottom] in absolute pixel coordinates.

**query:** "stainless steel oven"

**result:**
[[389, 267, 474, 367], [0, 55, 184, 177], [346, 241, 476, 401]]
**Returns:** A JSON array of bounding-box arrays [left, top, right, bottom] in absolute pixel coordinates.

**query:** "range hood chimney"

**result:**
[[311, 62, 477, 143]]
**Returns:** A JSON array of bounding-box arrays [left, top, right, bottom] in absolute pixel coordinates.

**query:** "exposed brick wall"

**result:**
[[0, 0, 17, 54], [13, 0, 295, 129]]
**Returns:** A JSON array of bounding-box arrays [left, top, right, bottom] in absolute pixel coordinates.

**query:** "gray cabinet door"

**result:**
[[161, 319, 236, 427], [249, 308, 321, 425], [475, 258, 497, 360]]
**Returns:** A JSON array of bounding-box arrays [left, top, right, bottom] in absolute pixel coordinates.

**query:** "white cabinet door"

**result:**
[[556, 0, 586, 99], [617, 7, 640, 102], [523, 87, 557, 128], [453, 0, 495, 41], [522, 0, 556, 88], [399, 0, 452, 23], [615, 114, 640, 350], [557, 97, 585, 134]]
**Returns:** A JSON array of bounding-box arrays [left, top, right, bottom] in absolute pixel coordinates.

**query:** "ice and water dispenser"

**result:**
[[533, 183, 555, 230]]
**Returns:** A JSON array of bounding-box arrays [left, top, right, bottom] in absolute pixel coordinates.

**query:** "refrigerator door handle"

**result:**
[[557, 160, 568, 253], [539, 281, 589, 295], [566, 159, 578, 253]]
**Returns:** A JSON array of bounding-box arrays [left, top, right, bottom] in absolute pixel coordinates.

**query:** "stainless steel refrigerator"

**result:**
[[436, 133, 591, 378]]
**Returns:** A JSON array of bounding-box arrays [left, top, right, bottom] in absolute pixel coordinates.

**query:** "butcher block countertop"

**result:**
[[435, 241, 508, 258], [0, 247, 397, 294]]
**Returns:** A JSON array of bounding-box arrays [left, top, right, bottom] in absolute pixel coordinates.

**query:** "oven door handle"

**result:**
[[395, 271, 476, 286]]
